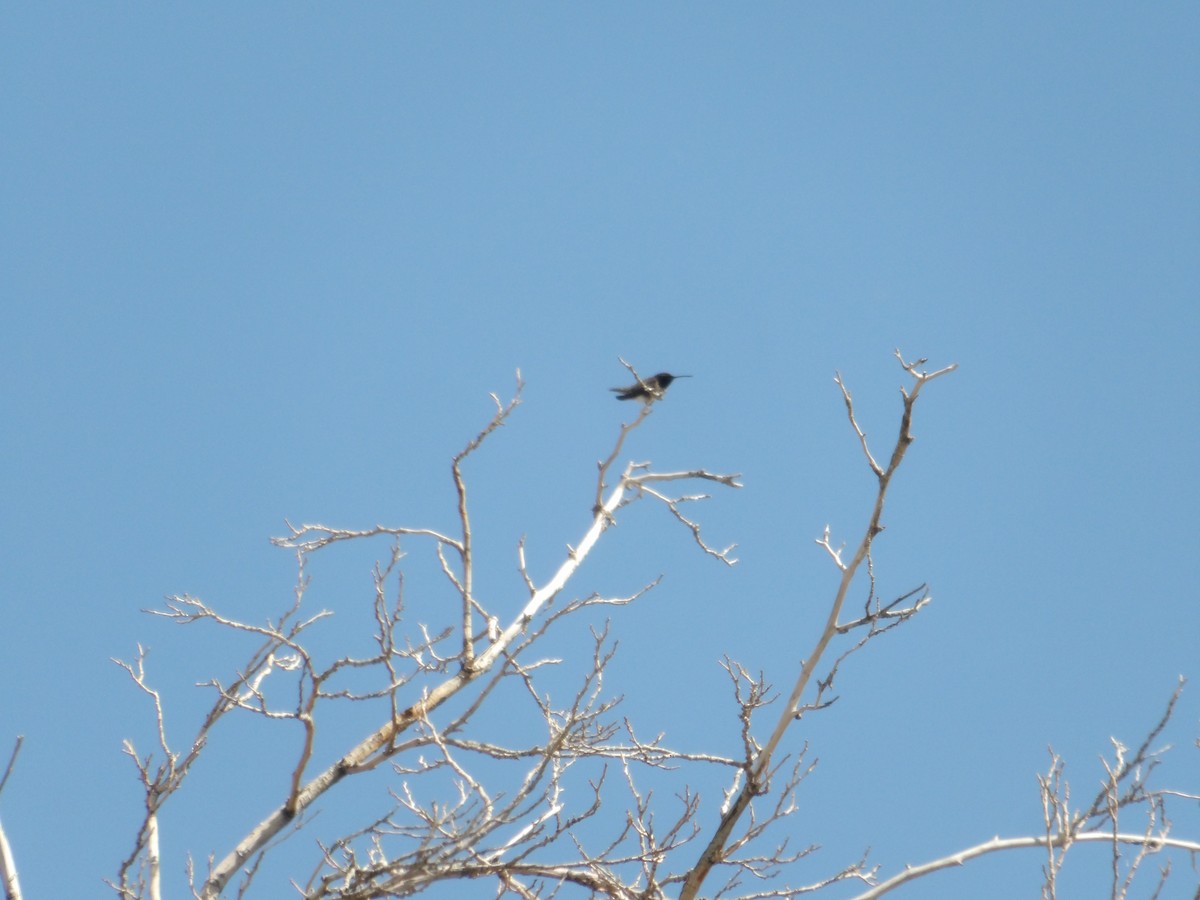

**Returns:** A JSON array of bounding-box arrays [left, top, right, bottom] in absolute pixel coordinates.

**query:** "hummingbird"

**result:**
[[611, 372, 691, 401]]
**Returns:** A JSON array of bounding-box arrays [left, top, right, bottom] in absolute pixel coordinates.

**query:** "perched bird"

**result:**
[[611, 372, 691, 401]]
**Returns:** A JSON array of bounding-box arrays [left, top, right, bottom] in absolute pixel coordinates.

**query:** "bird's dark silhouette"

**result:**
[[611, 372, 691, 401]]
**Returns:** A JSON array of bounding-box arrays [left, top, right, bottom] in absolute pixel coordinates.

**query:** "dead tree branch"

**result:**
[[0, 736, 24, 900], [678, 352, 956, 900], [854, 679, 1199, 898]]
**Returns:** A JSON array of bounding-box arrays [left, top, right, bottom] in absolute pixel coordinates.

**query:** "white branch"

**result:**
[[854, 831, 1200, 899]]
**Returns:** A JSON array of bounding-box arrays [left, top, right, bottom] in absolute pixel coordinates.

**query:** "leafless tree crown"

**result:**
[[2, 353, 1193, 900]]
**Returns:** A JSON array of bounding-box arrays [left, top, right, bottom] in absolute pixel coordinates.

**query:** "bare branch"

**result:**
[[0, 737, 22, 799], [272, 522, 462, 555], [854, 832, 1200, 900], [679, 353, 955, 900], [594, 400, 653, 520], [0, 741, 24, 900], [452, 370, 525, 668], [630, 474, 742, 564], [834, 370, 882, 478], [860, 681, 1194, 899]]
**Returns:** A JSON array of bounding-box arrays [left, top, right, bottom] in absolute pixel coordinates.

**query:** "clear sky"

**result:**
[[2, 4, 1198, 898]]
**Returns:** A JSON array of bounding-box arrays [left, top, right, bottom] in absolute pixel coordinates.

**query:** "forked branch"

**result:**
[[678, 352, 955, 900], [854, 681, 1199, 898]]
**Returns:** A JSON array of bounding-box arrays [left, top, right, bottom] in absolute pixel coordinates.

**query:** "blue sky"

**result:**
[[2, 4, 1198, 898]]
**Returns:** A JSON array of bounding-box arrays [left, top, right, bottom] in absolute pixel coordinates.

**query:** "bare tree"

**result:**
[[3, 353, 1193, 899]]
